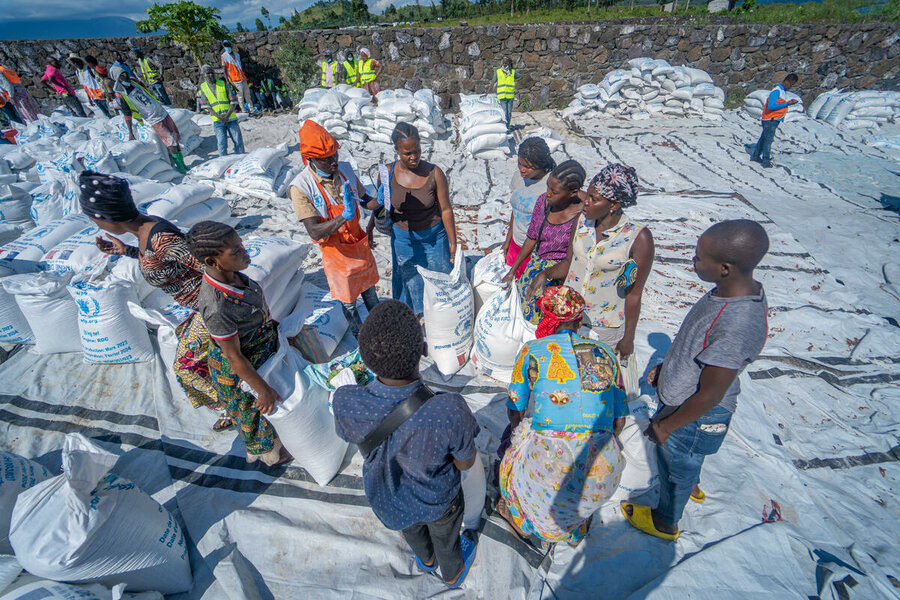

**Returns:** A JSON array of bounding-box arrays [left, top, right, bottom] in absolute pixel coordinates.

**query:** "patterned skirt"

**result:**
[[207, 320, 280, 458], [499, 418, 624, 543], [516, 254, 562, 325], [173, 313, 220, 410]]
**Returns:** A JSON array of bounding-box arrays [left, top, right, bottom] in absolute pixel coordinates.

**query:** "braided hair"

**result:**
[[391, 122, 420, 148], [517, 137, 556, 173], [185, 221, 237, 262], [549, 160, 586, 193]]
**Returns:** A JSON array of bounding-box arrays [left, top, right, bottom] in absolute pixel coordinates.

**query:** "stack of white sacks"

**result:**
[[561, 58, 726, 121], [297, 85, 448, 145], [743, 88, 806, 122], [806, 89, 900, 130], [457, 94, 512, 159], [205, 144, 302, 200]]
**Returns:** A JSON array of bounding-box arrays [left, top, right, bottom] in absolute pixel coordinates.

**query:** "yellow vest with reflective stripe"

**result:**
[[497, 68, 515, 100], [321, 61, 338, 87], [137, 58, 158, 84], [200, 80, 236, 122], [343, 60, 359, 86], [359, 59, 377, 84]]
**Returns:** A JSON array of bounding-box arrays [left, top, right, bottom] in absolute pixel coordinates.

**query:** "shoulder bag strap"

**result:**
[[358, 384, 434, 456]]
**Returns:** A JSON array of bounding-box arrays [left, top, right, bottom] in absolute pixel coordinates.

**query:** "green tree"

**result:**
[[279, 15, 287, 24], [135, 1, 227, 66], [255, 17, 267, 30], [351, 0, 370, 23], [236, 22, 246, 32], [261, 6, 272, 28], [273, 35, 317, 94]]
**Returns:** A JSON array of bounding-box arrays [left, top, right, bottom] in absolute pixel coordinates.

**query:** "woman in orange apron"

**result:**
[[289, 120, 381, 336]]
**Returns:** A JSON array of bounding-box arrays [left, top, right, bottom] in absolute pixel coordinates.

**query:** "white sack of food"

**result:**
[[418, 247, 474, 376], [68, 269, 155, 364], [0, 453, 51, 554], [29, 177, 79, 227], [169, 197, 231, 229], [188, 154, 245, 181], [224, 145, 289, 181], [466, 133, 510, 156], [138, 183, 214, 221], [0, 278, 35, 344], [460, 449, 486, 531], [255, 340, 348, 487], [0, 577, 164, 600], [3, 271, 81, 354], [41, 224, 105, 272], [471, 248, 508, 315], [268, 269, 305, 322], [0, 215, 90, 275], [128, 288, 195, 330], [0, 185, 34, 230], [9, 433, 192, 594], [289, 285, 349, 362], [607, 411, 660, 503], [471, 284, 536, 383], [242, 236, 310, 303]]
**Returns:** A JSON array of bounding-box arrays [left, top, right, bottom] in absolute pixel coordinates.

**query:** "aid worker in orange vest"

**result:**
[[220, 40, 258, 115], [750, 73, 799, 168], [288, 120, 382, 337], [68, 53, 111, 118]]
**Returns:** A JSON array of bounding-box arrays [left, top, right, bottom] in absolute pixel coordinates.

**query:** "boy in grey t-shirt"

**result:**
[[622, 219, 770, 541]]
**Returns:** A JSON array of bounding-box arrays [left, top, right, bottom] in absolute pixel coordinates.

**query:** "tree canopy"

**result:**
[[135, 1, 227, 65]]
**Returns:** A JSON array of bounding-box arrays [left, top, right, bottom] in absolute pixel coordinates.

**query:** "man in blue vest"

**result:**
[[750, 73, 799, 168], [197, 65, 245, 156]]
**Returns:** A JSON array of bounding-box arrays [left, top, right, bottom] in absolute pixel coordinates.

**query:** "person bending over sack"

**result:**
[[79, 171, 232, 432], [623, 219, 769, 540], [186, 221, 291, 467], [332, 300, 479, 588]]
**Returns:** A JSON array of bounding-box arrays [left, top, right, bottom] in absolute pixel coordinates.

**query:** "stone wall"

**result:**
[[2, 19, 898, 112]]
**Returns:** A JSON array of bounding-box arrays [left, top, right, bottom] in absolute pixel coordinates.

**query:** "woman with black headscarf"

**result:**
[[79, 171, 230, 431]]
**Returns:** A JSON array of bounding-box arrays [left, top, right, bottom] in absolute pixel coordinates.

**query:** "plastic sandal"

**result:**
[[414, 554, 438, 573], [621, 502, 679, 541], [446, 534, 477, 589], [690, 488, 706, 503]]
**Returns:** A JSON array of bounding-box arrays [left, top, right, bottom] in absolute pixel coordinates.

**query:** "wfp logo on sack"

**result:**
[[74, 294, 101, 318]]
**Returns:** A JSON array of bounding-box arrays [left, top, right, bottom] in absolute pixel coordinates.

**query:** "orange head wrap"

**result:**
[[299, 119, 339, 166]]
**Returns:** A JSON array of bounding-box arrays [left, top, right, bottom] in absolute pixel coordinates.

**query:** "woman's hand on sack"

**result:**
[[255, 385, 282, 416], [449, 243, 456, 264], [95, 234, 127, 255], [646, 363, 661, 387], [500, 268, 515, 286], [616, 337, 634, 359], [525, 272, 546, 300]]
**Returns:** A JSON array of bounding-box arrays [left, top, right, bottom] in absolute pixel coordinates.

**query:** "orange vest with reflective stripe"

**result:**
[[761, 85, 789, 121], [0, 66, 21, 86]]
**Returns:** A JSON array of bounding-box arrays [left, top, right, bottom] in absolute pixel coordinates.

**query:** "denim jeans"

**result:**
[[751, 119, 780, 163], [655, 404, 732, 527], [500, 98, 513, 129], [94, 99, 111, 118], [390, 222, 451, 316], [151, 82, 171, 106], [342, 286, 379, 338], [213, 119, 245, 156], [402, 490, 464, 583]]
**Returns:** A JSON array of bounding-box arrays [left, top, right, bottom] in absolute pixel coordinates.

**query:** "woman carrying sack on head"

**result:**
[[289, 120, 381, 337]]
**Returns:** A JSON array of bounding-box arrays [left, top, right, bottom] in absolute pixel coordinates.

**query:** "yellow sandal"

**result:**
[[690, 488, 706, 503], [621, 502, 679, 541]]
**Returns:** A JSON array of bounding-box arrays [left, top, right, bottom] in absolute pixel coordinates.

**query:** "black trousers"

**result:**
[[401, 490, 464, 582]]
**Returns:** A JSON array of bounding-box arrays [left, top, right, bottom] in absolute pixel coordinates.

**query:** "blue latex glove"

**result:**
[[376, 184, 385, 207], [341, 183, 357, 220]]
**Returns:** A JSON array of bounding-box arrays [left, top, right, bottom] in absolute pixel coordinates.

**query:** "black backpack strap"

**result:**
[[358, 384, 434, 456]]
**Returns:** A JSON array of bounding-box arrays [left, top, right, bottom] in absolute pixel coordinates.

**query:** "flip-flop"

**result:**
[[690, 488, 706, 503], [414, 554, 438, 573], [620, 502, 679, 541], [446, 533, 477, 589], [212, 413, 234, 432]]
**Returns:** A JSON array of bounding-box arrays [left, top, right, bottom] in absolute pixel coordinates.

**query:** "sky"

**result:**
[[0, 0, 391, 39]]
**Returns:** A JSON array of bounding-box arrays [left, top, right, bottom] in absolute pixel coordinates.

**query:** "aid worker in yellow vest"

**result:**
[[198, 65, 245, 156], [220, 40, 258, 115], [357, 48, 382, 98], [497, 58, 516, 132], [750, 73, 799, 168], [288, 120, 381, 338], [132, 47, 171, 106], [342, 50, 359, 88], [321, 50, 340, 88]]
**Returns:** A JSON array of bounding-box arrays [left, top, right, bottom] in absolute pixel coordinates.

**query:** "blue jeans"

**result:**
[[390, 221, 451, 315], [751, 119, 780, 163], [342, 286, 379, 338], [655, 404, 732, 527], [151, 82, 171, 106], [500, 98, 513, 129], [94, 99, 111, 118], [213, 120, 245, 156]]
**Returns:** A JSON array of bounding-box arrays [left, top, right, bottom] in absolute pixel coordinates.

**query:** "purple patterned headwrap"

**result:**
[[589, 163, 639, 208]]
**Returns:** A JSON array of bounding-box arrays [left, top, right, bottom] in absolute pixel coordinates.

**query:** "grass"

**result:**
[[740, 0, 898, 24], [724, 86, 746, 110]]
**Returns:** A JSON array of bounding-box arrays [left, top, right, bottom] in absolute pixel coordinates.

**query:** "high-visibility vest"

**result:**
[[261, 78, 275, 94], [0, 66, 22, 86], [200, 80, 237, 123], [77, 68, 105, 100], [359, 59, 377, 84], [137, 57, 159, 84], [761, 85, 789, 121], [321, 61, 338, 88], [497, 68, 515, 100], [343, 60, 358, 86], [118, 81, 159, 124]]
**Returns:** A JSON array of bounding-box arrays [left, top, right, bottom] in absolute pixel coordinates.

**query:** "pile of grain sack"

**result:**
[[743, 88, 805, 122], [806, 89, 900, 130], [191, 144, 302, 201], [457, 94, 513, 159], [297, 85, 449, 145], [561, 58, 726, 121]]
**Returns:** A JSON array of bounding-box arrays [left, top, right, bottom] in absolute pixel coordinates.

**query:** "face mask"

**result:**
[[314, 166, 331, 178], [225, 48, 233, 54]]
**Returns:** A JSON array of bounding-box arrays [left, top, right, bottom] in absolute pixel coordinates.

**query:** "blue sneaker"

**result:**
[[446, 534, 477, 589], [414, 554, 438, 573]]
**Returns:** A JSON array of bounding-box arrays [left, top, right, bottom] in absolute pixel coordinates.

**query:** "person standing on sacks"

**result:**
[[289, 120, 380, 337]]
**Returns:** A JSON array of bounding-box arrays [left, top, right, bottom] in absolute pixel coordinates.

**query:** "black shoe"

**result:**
[[761, 161, 774, 168], [749, 157, 762, 164]]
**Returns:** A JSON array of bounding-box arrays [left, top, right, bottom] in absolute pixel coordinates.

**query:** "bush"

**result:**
[[724, 86, 745, 110], [274, 35, 318, 95]]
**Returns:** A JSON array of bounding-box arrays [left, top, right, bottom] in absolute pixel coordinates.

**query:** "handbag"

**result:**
[[357, 384, 434, 456]]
